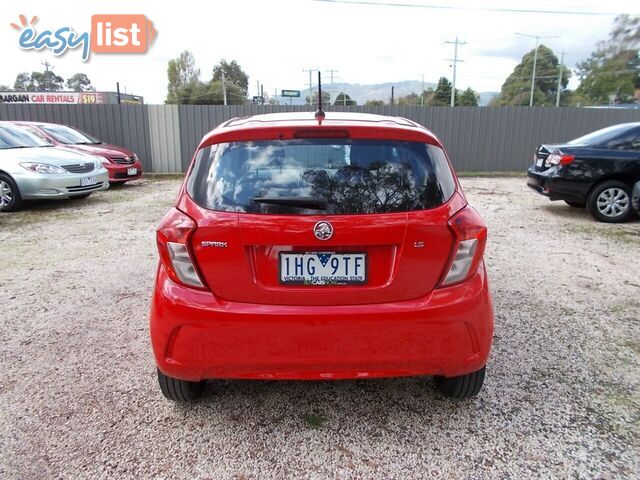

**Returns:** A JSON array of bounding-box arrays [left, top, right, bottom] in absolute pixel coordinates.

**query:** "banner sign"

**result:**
[[0, 92, 105, 104]]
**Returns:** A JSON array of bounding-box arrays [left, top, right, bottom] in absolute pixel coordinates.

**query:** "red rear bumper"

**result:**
[[105, 160, 143, 182], [150, 264, 494, 381]]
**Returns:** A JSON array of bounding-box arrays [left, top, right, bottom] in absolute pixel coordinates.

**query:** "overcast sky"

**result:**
[[1, 0, 636, 103]]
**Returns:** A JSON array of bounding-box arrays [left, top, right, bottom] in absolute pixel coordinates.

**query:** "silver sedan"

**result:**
[[0, 123, 108, 212]]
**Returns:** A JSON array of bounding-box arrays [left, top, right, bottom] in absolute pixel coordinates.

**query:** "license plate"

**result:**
[[127, 168, 138, 176], [80, 176, 96, 187], [535, 158, 543, 167], [279, 252, 367, 285]]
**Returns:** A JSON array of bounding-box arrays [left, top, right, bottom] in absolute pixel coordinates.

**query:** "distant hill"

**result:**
[[283, 81, 498, 106]]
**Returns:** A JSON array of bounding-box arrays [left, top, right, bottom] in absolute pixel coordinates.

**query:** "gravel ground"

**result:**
[[0, 177, 638, 480]]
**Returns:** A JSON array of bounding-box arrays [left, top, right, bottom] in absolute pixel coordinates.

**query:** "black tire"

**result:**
[[587, 180, 633, 223], [157, 369, 205, 401], [434, 366, 486, 399], [69, 193, 91, 200], [565, 200, 585, 208], [0, 173, 24, 212]]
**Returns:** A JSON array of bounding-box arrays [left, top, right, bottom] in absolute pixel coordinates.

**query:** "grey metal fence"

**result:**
[[1, 104, 638, 172]]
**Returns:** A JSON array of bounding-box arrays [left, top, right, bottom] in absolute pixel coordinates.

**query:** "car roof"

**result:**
[[203, 111, 441, 146]]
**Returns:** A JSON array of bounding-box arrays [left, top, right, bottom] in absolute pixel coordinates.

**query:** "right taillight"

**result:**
[[156, 208, 206, 290], [440, 206, 487, 287]]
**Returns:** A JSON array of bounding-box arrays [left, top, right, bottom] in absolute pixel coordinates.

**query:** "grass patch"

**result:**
[[567, 224, 640, 245], [303, 412, 327, 429]]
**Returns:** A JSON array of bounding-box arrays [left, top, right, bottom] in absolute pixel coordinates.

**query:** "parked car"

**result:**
[[14, 121, 143, 184], [0, 122, 108, 212], [527, 122, 640, 223], [149, 111, 494, 401], [634, 181, 640, 215]]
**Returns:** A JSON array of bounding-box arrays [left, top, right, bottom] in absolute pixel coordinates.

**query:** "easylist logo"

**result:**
[[11, 14, 157, 61]]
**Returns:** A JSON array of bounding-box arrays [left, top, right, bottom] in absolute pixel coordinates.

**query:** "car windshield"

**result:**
[[0, 124, 52, 149], [39, 124, 101, 145], [187, 139, 456, 215], [567, 124, 639, 147]]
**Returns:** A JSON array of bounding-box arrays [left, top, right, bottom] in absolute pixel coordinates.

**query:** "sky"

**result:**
[[0, 0, 637, 103]]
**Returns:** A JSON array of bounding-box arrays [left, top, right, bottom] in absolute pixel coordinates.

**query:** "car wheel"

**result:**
[[565, 200, 585, 208], [157, 369, 205, 401], [69, 193, 92, 200], [587, 180, 632, 223], [0, 173, 24, 212], [434, 366, 485, 399]]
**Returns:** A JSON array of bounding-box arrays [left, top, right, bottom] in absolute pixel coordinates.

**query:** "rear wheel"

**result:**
[[0, 173, 24, 212], [565, 200, 585, 208], [157, 369, 205, 401], [434, 366, 485, 399], [587, 180, 632, 223]]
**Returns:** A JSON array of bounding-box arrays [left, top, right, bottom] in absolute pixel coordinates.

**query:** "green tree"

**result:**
[[305, 90, 330, 106], [0, 85, 9, 91], [457, 87, 479, 106], [429, 77, 453, 106], [397, 92, 421, 105], [364, 99, 385, 106], [494, 45, 570, 106], [30, 70, 64, 91], [334, 92, 357, 106], [575, 15, 640, 105], [212, 59, 249, 95], [166, 50, 200, 103], [66, 73, 94, 92], [14, 72, 31, 91]]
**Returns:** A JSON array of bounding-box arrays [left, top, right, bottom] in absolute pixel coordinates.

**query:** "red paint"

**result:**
[[150, 112, 494, 381]]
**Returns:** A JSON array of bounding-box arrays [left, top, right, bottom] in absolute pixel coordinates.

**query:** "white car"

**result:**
[[0, 122, 109, 212]]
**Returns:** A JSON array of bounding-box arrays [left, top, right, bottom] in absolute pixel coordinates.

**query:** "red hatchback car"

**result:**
[[14, 121, 143, 183], [150, 112, 494, 401]]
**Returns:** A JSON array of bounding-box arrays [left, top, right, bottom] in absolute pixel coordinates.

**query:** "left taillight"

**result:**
[[156, 208, 207, 290], [547, 153, 575, 166], [440, 206, 487, 287]]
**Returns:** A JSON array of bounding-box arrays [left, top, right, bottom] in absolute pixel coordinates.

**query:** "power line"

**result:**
[[312, 0, 637, 17]]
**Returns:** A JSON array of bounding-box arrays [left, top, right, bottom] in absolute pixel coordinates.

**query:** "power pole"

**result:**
[[302, 68, 315, 106], [516, 32, 559, 107], [445, 36, 466, 107], [325, 69, 338, 105], [555, 50, 565, 108], [391, 86, 394, 105], [421, 74, 425, 106], [221, 70, 227, 106], [116, 82, 121, 104]]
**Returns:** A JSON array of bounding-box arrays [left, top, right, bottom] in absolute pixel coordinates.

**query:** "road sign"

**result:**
[[281, 89, 301, 98], [252, 96, 264, 104]]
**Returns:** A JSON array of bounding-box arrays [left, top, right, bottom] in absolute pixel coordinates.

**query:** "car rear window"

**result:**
[[187, 139, 456, 215]]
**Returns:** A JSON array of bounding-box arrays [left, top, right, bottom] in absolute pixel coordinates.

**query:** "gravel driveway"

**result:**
[[1, 177, 638, 480]]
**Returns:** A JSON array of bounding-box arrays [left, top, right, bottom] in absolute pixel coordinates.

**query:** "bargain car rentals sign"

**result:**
[[0, 92, 105, 104]]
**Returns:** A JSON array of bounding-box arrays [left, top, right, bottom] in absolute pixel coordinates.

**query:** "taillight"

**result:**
[[440, 206, 487, 287], [156, 208, 206, 290], [547, 153, 575, 166]]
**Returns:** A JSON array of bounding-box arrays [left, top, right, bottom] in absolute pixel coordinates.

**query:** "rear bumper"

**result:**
[[526, 166, 590, 203], [13, 169, 109, 199], [150, 263, 494, 381], [105, 160, 143, 182]]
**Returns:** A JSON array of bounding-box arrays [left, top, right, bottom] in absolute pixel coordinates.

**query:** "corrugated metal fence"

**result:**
[[1, 104, 638, 172]]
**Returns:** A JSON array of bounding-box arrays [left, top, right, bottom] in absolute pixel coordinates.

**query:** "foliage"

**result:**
[[66, 73, 95, 92], [334, 92, 357, 106], [167, 50, 200, 103], [429, 77, 453, 106], [13, 70, 65, 92], [212, 59, 249, 95], [575, 15, 640, 105], [457, 87, 479, 106], [493, 45, 570, 106], [364, 99, 385, 106], [13, 73, 30, 91], [305, 90, 330, 106]]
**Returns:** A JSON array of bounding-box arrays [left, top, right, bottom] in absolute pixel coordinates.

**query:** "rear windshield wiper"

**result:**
[[251, 196, 327, 210]]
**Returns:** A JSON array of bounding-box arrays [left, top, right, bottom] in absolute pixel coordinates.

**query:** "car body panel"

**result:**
[[0, 146, 109, 199]]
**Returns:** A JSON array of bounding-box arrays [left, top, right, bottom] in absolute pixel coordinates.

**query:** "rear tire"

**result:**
[[157, 369, 205, 401], [587, 180, 632, 223], [434, 366, 486, 399], [565, 200, 585, 208], [0, 173, 24, 212]]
